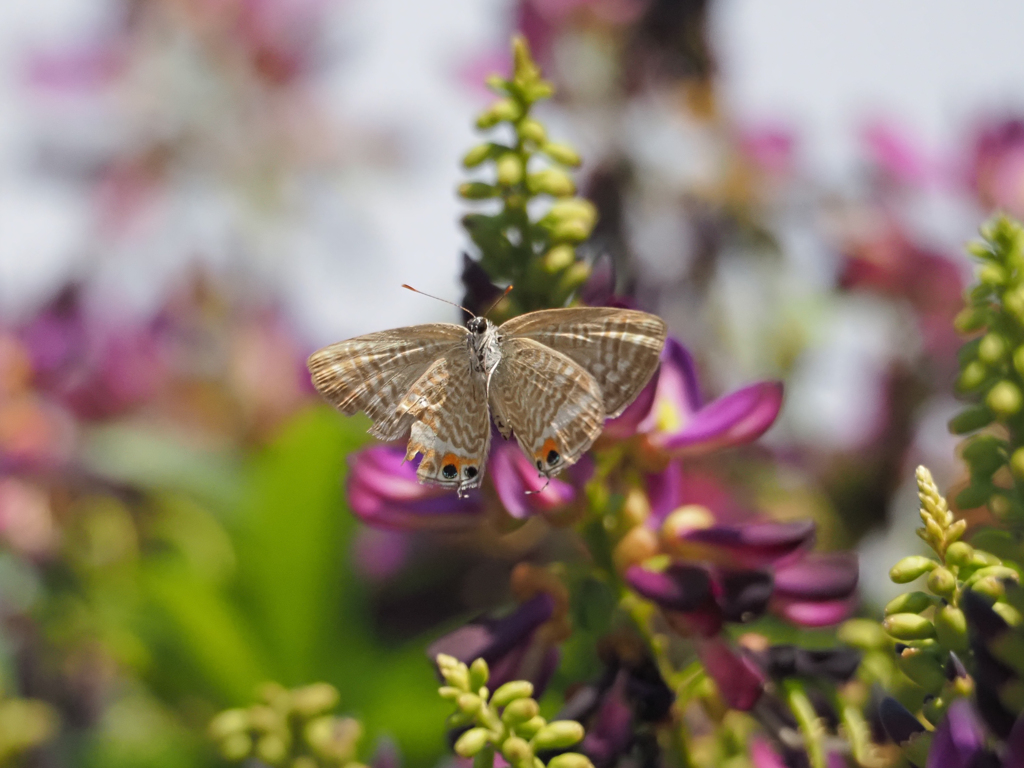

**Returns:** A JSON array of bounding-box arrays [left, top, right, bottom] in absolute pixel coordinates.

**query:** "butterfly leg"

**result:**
[[524, 479, 551, 496]]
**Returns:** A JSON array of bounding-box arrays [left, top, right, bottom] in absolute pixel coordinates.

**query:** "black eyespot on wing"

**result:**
[[546, 450, 560, 466], [442, 464, 458, 480], [464, 466, 478, 479]]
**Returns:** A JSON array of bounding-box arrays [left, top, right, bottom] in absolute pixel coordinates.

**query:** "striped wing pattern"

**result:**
[[489, 337, 605, 478], [499, 307, 667, 417]]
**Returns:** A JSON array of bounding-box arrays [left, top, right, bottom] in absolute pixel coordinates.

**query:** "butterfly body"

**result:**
[[309, 307, 667, 496]]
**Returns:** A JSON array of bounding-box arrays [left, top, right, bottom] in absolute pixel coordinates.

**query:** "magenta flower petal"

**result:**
[[625, 564, 712, 611], [928, 700, 986, 768], [672, 520, 816, 568], [655, 380, 784, 455], [749, 738, 787, 768], [347, 446, 482, 530], [636, 340, 702, 436], [490, 442, 578, 519], [772, 596, 858, 627], [696, 638, 764, 711], [773, 552, 859, 601]]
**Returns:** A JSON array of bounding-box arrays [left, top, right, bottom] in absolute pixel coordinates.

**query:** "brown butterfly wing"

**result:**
[[308, 324, 490, 492], [498, 307, 667, 417], [489, 337, 605, 478], [307, 323, 466, 441]]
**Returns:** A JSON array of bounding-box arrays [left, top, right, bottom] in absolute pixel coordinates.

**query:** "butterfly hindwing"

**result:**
[[498, 307, 667, 417], [489, 337, 605, 478], [400, 347, 491, 490]]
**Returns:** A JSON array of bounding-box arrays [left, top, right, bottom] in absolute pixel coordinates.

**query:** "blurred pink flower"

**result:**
[[0, 478, 58, 558], [970, 117, 1024, 218]]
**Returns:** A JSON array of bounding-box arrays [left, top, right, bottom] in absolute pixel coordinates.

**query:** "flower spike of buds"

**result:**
[[435, 654, 594, 768]]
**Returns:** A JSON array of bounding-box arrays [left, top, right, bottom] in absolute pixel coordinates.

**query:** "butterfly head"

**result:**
[[466, 316, 490, 335]]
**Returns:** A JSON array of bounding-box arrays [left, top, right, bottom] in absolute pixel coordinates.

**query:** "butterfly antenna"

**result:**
[[482, 284, 514, 319], [525, 478, 550, 496], [401, 284, 475, 317]]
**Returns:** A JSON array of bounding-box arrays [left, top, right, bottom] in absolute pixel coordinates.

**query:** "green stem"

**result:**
[[783, 680, 826, 768]]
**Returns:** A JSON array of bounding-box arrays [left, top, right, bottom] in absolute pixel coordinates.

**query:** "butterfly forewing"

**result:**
[[307, 324, 466, 440], [489, 337, 605, 477], [498, 307, 667, 416]]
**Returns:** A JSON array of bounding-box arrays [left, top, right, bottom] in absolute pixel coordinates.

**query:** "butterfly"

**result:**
[[308, 301, 667, 496]]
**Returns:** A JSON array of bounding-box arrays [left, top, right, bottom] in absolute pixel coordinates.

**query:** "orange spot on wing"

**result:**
[[440, 453, 463, 470], [533, 438, 560, 462]]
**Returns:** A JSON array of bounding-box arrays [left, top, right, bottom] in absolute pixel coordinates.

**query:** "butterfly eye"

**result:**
[[546, 450, 560, 466], [442, 464, 459, 480], [464, 466, 478, 480]]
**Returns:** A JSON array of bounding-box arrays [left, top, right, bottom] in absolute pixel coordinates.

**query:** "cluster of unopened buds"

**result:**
[[209, 683, 366, 768], [437, 654, 594, 768]]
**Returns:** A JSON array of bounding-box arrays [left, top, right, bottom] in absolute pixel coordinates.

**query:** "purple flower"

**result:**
[[927, 700, 988, 768], [604, 338, 784, 456], [970, 117, 1024, 218], [346, 439, 591, 530], [426, 593, 561, 695], [347, 446, 484, 531]]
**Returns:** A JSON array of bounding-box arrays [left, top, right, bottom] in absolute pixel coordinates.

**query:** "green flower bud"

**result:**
[[837, 618, 890, 650], [439, 686, 462, 701], [457, 693, 483, 714], [890, 556, 938, 583], [927, 566, 957, 597], [491, 681, 534, 708], [209, 709, 249, 740], [543, 245, 576, 272], [249, 705, 279, 732], [518, 119, 546, 144], [456, 728, 493, 758], [257, 734, 288, 764], [882, 613, 936, 640], [967, 240, 992, 259], [547, 199, 598, 225], [1007, 291, 1024, 324], [971, 576, 1005, 602], [497, 154, 524, 186], [945, 541, 974, 566], [946, 519, 967, 544], [549, 219, 593, 242], [948, 404, 995, 434], [502, 698, 540, 724], [972, 550, 1003, 567], [555, 262, 592, 297], [548, 753, 596, 768], [436, 655, 468, 692], [531, 721, 585, 751], [954, 307, 987, 333], [964, 564, 1019, 587], [980, 263, 1008, 286], [517, 716, 546, 739], [884, 591, 934, 616], [934, 605, 969, 653], [543, 143, 582, 167], [1012, 448, 1024, 480], [501, 736, 533, 763], [485, 75, 508, 93], [219, 733, 252, 761], [463, 144, 497, 168], [990, 493, 1013, 519], [993, 602, 1023, 625], [477, 99, 522, 129], [979, 333, 1009, 364], [956, 361, 989, 392], [896, 647, 946, 693], [955, 483, 993, 510], [459, 182, 499, 200], [526, 170, 575, 197], [987, 380, 1023, 417], [469, 658, 490, 691], [292, 683, 339, 717], [523, 82, 554, 102]]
